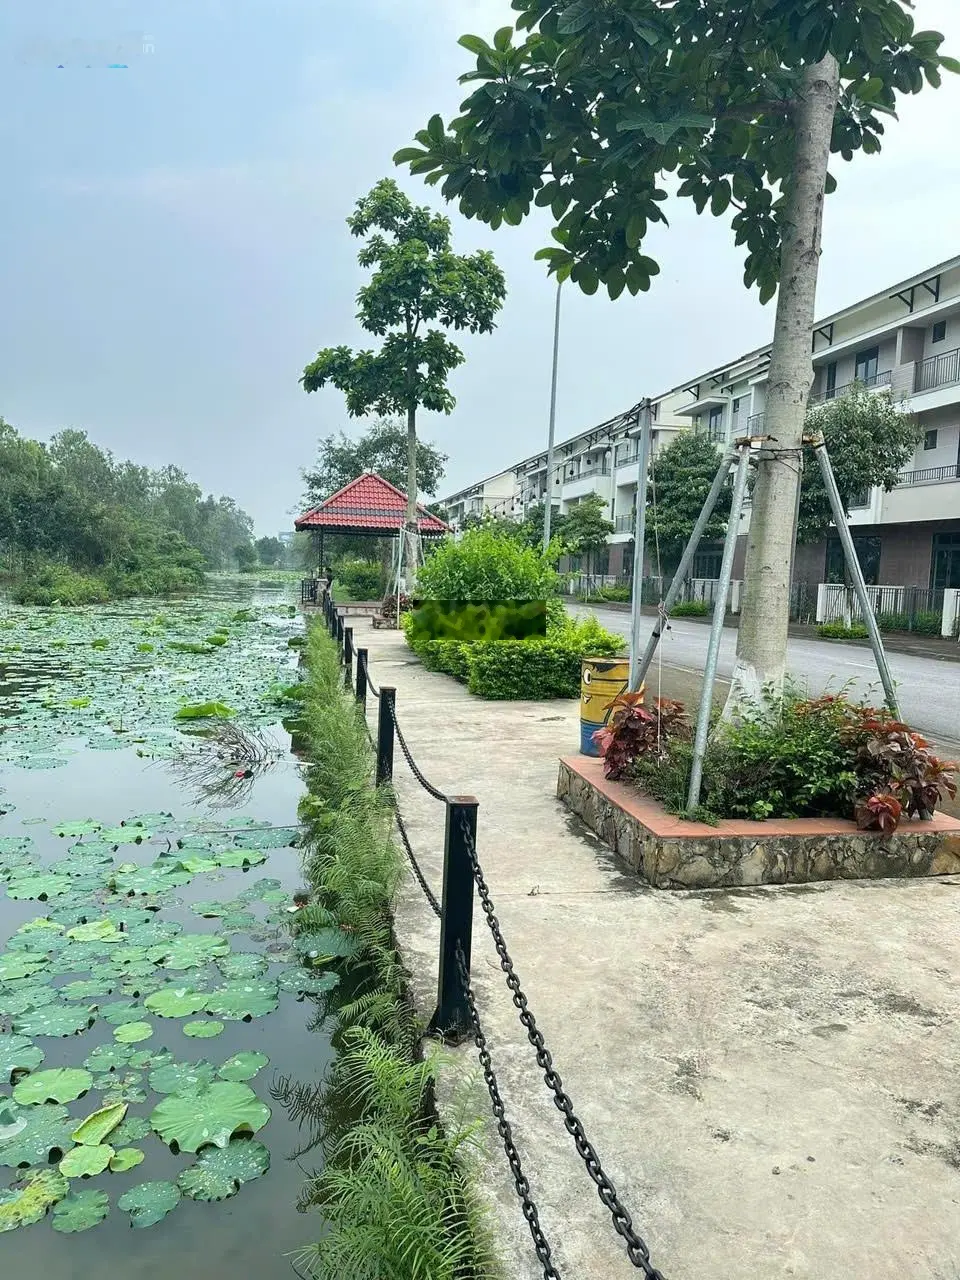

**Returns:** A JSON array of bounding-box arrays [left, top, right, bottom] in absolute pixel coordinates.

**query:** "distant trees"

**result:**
[[255, 536, 285, 567], [302, 417, 448, 508]]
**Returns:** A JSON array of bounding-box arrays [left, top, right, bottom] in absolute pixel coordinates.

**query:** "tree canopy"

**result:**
[[648, 433, 734, 567], [561, 493, 614, 570], [301, 417, 448, 507], [396, 1, 951, 302]]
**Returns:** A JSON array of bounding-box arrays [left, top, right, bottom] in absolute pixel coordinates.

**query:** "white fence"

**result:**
[[816, 582, 958, 639]]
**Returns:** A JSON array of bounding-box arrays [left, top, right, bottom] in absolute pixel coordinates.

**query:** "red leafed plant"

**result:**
[[381, 593, 411, 620], [855, 792, 903, 835], [593, 693, 690, 781]]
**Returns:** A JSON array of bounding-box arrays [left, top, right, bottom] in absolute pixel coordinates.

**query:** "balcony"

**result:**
[[898, 463, 960, 487], [915, 346, 960, 395], [747, 412, 765, 433], [615, 444, 640, 467], [614, 513, 635, 533], [808, 369, 892, 405], [565, 461, 611, 482]]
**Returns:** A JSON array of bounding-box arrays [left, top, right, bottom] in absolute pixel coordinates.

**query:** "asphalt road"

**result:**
[[578, 604, 960, 753]]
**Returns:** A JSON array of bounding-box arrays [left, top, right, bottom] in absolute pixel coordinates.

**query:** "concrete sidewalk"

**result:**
[[360, 621, 960, 1280]]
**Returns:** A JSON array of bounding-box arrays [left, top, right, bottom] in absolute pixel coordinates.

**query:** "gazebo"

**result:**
[[294, 471, 448, 606]]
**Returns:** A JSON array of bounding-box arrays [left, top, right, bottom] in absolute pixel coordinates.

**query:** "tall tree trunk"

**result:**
[[725, 54, 840, 714], [403, 404, 419, 593]]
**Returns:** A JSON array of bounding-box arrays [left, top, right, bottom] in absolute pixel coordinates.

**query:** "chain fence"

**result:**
[[335, 612, 664, 1279]]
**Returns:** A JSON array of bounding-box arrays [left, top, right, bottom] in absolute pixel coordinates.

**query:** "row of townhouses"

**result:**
[[441, 255, 960, 606]]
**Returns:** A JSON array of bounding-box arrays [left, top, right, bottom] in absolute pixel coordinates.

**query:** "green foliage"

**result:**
[[254, 535, 285, 567], [0, 420, 255, 601], [173, 702, 236, 721], [578, 584, 631, 603], [817, 622, 869, 639], [649, 434, 732, 563], [409, 599, 547, 644], [396, 3, 951, 303], [876, 610, 942, 636], [670, 600, 711, 618], [560, 493, 614, 571], [302, 417, 448, 507], [333, 558, 383, 600], [801, 386, 923, 542], [416, 526, 559, 601]]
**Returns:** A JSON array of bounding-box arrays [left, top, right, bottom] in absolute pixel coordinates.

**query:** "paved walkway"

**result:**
[[359, 621, 960, 1280]]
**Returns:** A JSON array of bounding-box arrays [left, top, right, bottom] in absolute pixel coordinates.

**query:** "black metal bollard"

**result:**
[[343, 627, 354, 689], [356, 646, 368, 714], [375, 687, 396, 787], [335, 612, 344, 653], [428, 797, 478, 1043]]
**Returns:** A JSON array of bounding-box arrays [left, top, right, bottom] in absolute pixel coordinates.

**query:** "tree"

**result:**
[[647, 433, 733, 570], [300, 178, 506, 588], [798, 385, 922, 544], [255, 535, 285, 567], [234, 542, 257, 572], [561, 493, 614, 580], [396, 2, 951, 703], [301, 417, 448, 507]]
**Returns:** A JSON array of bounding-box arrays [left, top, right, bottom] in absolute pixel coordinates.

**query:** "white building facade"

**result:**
[[440, 255, 960, 595]]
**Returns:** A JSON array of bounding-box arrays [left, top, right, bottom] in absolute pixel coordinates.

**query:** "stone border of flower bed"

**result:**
[[557, 755, 960, 889]]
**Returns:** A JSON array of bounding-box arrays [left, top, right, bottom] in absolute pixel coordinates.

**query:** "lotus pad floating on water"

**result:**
[[109, 1147, 145, 1173], [51, 1187, 110, 1233], [204, 981, 279, 1021], [216, 1052, 269, 1082], [148, 1060, 217, 1095], [71, 1102, 127, 1146], [143, 987, 208, 1018], [118, 1180, 181, 1229], [0, 1036, 45, 1081], [12, 1068, 92, 1105], [0, 1104, 76, 1168], [13, 1004, 96, 1039], [183, 1020, 224, 1039], [0, 1167, 68, 1232], [59, 1143, 114, 1178], [150, 1081, 270, 1152], [113, 1022, 153, 1045], [177, 1138, 270, 1201]]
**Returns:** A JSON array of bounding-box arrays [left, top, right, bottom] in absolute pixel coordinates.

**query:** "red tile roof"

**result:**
[[294, 472, 449, 535]]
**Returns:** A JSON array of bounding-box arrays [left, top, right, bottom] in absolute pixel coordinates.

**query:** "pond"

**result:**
[[0, 577, 330, 1277]]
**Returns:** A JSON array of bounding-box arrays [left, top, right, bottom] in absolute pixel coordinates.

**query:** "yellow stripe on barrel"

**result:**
[[580, 656, 630, 756]]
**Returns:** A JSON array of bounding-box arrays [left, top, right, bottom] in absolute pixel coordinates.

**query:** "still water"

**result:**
[[0, 580, 331, 1277]]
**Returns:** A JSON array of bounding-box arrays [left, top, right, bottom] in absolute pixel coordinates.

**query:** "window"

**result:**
[[707, 405, 724, 442], [932, 532, 960, 591], [825, 361, 838, 399], [933, 321, 947, 344], [693, 547, 723, 579], [854, 345, 880, 386], [826, 535, 881, 586], [924, 429, 939, 451]]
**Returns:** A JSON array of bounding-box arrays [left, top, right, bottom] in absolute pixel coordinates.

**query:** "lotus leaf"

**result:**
[[216, 1052, 269, 1083], [62, 979, 115, 1001], [112, 865, 191, 895], [5, 873, 72, 900], [0, 836, 33, 856], [52, 821, 102, 838], [118, 1179, 181, 1228], [190, 900, 230, 919], [149, 1059, 216, 1095], [124, 919, 182, 946], [72, 1102, 127, 1146], [236, 876, 282, 902], [17, 756, 70, 770], [0, 1104, 76, 1167], [0, 954, 49, 982], [109, 1147, 144, 1173], [12, 1068, 92, 1105], [110, 1115, 151, 1145], [278, 968, 339, 998], [59, 1144, 114, 1178], [0, 1166, 68, 1232], [0, 985, 59, 1017], [141, 987, 206, 1019], [14, 1003, 96, 1038], [175, 855, 218, 874], [83, 1043, 132, 1074], [174, 702, 235, 720], [151, 934, 230, 970], [124, 812, 175, 830], [113, 1021, 152, 1044], [213, 848, 267, 869], [66, 921, 123, 944], [150, 1081, 270, 1152], [100, 826, 150, 845], [204, 981, 278, 1022], [0, 1035, 44, 1080], [291, 927, 362, 963], [216, 952, 269, 980], [233, 827, 300, 851], [101, 1000, 145, 1027], [51, 1187, 110, 1232], [177, 1138, 270, 1202], [102, 1080, 148, 1105], [183, 1020, 224, 1039], [16, 917, 64, 935]]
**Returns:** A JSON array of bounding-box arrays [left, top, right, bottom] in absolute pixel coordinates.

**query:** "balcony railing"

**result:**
[[915, 346, 960, 395], [809, 369, 892, 405], [614, 513, 635, 533], [566, 462, 611, 481], [898, 463, 960, 486], [615, 445, 640, 467], [747, 412, 765, 433]]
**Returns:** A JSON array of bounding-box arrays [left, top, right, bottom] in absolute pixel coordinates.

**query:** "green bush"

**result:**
[[576, 585, 632, 603], [817, 622, 869, 639], [670, 599, 711, 617], [13, 565, 111, 606], [416, 526, 559, 601], [876, 609, 942, 636], [334, 557, 383, 600], [408, 599, 547, 644]]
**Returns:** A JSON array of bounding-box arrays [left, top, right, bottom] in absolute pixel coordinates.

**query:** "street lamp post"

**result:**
[[542, 281, 563, 552]]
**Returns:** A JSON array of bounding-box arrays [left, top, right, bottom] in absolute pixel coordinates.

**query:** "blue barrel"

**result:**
[[580, 656, 630, 756]]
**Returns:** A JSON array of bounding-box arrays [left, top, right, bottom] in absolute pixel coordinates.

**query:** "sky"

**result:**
[[2, 0, 960, 533]]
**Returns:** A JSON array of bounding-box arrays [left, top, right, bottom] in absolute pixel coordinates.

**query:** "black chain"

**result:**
[[459, 812, 665, 1278], [393, 802, 441, 919], [393, 714, 449, 803], [358, 652, 379, 698], [456, 945, 562, 1280]]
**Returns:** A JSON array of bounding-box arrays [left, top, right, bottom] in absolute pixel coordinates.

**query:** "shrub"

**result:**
[[670, 600, 711, 618], [876, 609, 942, 636], [817, 622, 869, 639], [416, 527, 559, 601], [593, 693, 690, 780], [576, 585, 632, 603], [381, 593, 412, 620], [13, 565, 111, 606], [334, 557, 383, 600]]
